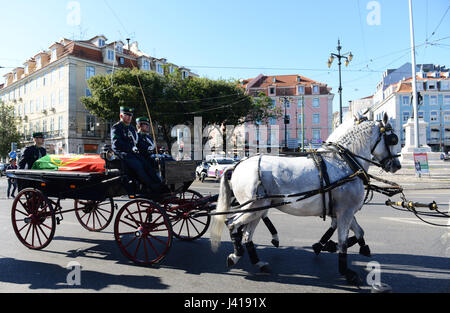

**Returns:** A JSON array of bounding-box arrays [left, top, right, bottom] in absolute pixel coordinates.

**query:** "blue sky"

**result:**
[[0, 0, 449, 113]]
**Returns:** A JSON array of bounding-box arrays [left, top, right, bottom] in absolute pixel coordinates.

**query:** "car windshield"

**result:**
[[216, 159, 234, 164]]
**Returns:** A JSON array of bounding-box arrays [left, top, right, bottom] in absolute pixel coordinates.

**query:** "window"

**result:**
[[156, 64, 163, 74], [430, 111, 439, 122], [312, 113, 320, 124], [43, 75, 46, 86], [59, 89, 64, 105], [42, 119, 47, 134], [444, 111, 450, 122], [42, 96, 47, 110], [119, 57, 125, 65], [36, 98, 40, 112], [402, 96, 410, 105], [85, 66, 95, 80], [418, 111, 424, 119], [312, 98, 320, 108], [402, 111, 410, 122], [142, 59, 150, 71], [58, 116, 63, 130], [312, 129, 321, 140], [36, 56, 42, 68], [24, 64, 29, 74], [116, 45, 123, 54], [86, 115, 96, 136], [30, 100, 34, 113], [297, 86, 304, 94], [441, 80, 450, 90], [98, 39, 105, 47], [50, 117, 55, 133], [51, 48, 57, 62], [59, 66, 64, 80], [298, 114, 302, 124], [50, 93, 55, 108], [85, 88, 92, 97], [444, 95, 450, 105], [430, 95, 438, 105], [107, 50, 115, 61], [269, 87, 275, 96], [312, 85, 319, 94], [269, 117, 277, 125], [427, 81, 436, 90]]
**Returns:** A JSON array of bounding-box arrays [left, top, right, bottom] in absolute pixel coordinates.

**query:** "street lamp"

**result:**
[[280, 96, 291, 150], [328, 40, 353, 125]]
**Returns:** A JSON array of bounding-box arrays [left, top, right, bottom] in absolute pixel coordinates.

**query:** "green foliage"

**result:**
[[0, 101, 22, 158], [81, 68, 279, 147]]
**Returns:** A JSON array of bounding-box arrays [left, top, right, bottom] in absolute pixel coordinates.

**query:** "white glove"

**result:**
[[132, 146, 139, 153]]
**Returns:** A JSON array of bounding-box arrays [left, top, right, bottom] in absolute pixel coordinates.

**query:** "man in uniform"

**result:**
[[19, 132, 47, 169], [111, 107, 164, 194]]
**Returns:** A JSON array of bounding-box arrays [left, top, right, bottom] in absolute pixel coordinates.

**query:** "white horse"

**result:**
[[209, 113, 401, 284]]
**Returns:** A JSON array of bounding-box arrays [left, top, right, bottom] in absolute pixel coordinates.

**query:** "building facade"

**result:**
[[369, 65, 450, 152], [242, 74, 334, 150], [0, 35, 196, 154]]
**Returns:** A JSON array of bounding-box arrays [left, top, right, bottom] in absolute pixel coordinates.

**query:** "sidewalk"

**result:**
[[368, 163, 450, 190]]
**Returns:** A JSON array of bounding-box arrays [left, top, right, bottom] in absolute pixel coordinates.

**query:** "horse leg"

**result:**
[[243, 218, 271, 274], [313, 218, 338, 255], [347, 217, 371, 257], [262, 212, 279, 248], [227, 225, 245, 267], [337, 213, 361, 285]]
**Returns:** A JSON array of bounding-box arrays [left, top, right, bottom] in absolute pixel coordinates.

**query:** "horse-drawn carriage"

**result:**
[[6, 147, 218, 265]]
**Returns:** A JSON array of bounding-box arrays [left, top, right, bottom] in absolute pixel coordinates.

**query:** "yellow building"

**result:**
[[0, 35, 196, 154]]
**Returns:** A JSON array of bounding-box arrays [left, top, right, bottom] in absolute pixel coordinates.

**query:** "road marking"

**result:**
[[380, 217, 444, 228]]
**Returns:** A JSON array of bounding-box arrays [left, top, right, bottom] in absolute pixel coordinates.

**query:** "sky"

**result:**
[[0, 0, 449, 114]]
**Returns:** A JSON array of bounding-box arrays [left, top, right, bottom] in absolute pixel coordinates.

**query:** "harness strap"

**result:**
[[311, 152, 334, 220]]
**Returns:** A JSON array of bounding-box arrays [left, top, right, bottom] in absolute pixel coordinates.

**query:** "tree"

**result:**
[[0, 101, 22, 158], [81, 68, 279, 154]]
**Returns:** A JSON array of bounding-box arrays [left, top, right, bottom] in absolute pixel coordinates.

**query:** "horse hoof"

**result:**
[[359, 245, 371, 257], [312, 242, 323, 255], [324, 240, 337, 253], [257, 264, 272, 275], [271, 239, 279, 248], [226, 256, 235, 268], [345, 269, 362, 286]]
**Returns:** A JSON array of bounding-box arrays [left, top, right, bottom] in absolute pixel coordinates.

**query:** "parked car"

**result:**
[[196, 161, 210, 182], [207, 158, 235, 181], [440, 152, 450, 161], [0, 163, 5, 177]]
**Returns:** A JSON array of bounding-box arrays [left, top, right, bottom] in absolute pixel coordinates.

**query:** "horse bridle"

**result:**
[[370, 122, 400, 170]]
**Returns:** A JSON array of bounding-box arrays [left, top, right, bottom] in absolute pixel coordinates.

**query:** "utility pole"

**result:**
[[301, 95, 305, 152], [409, 0, 420, 148]]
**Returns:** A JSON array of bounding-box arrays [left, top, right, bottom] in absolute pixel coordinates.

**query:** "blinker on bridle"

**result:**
[[371, 122, 400, 169]]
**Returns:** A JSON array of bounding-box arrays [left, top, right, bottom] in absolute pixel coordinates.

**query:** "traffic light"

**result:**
[[284, 115, 290, 124]]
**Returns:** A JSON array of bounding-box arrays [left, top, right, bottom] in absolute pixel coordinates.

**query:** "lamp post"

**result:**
[[328, 40, 353, 125], [280, 96, 291, 150]]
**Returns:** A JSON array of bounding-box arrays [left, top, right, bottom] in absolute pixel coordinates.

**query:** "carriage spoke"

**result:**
[[144, 235, 160, 257]]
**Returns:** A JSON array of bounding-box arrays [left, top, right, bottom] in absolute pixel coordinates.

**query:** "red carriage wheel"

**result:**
[[114, 199, 172, 265], [11, 188, 56, 250], [162, 190, 211, 241], [74, 198, 114, 232]]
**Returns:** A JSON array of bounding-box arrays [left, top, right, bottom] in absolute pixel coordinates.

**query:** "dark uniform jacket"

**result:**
[[18, 146, 47, 169], [137, 132, 156, 155], [111, 121, 139, 157]]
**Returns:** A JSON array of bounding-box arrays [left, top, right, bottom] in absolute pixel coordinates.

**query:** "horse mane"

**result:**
[[326, 119, 375, 153]]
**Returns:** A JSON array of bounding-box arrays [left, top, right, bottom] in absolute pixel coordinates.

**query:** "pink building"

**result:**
[[243, 74, 334, 149]]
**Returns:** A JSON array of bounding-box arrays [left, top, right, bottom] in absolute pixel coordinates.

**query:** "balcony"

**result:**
[[82, 129, 101, 138]]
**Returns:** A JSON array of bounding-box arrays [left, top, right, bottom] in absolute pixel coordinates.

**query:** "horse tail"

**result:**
[[210, 167, 233, 252]]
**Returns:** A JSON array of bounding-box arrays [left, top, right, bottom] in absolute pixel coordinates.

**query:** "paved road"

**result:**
[[0, 176, 448, 294]]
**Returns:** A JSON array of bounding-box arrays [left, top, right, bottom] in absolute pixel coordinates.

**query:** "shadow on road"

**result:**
[[1, 235, 448, 292], [0, 256, 167, 291]]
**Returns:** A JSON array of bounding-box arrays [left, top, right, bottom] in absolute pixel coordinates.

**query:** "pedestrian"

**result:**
[[18, 132, 47, 169], [6, 158, 18, 199], [111, 107, 166, 195]]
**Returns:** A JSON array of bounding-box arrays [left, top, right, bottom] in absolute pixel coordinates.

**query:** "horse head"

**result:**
[[370, 113, 402, 173]]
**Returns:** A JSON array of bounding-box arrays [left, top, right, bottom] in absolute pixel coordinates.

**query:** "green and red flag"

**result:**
[[32, 154, 106, 173]]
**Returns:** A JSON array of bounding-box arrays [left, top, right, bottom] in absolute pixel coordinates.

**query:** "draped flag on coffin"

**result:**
[[32, 154, 106, 173]]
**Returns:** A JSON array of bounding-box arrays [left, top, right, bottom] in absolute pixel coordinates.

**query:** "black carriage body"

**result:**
[[7, 159, 198, 201]]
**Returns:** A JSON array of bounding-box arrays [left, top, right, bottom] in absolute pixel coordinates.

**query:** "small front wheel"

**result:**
[[75, 198, 114, 232]]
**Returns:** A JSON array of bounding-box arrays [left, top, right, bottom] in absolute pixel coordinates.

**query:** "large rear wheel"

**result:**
[[11, 188, 55, 250], [114, 199, 172, 265]]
